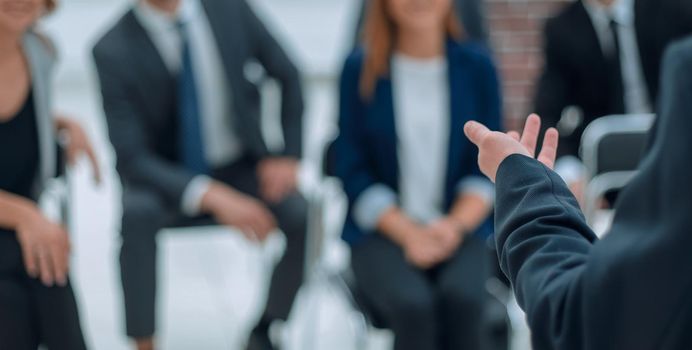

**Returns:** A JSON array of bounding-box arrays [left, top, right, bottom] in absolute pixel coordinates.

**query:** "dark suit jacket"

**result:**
[[335, 41, 502, 245], [534, 0, 692, 157], [496, 36, 692, 350], [93, 0, 304, 206]]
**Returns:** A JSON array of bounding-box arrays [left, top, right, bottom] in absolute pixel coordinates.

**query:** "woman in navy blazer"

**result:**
[[334, 0, 502, 349]]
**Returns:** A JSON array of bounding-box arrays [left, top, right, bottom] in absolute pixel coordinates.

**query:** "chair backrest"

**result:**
[[580, 114, 655, 228], [580, 114, 655, 179]]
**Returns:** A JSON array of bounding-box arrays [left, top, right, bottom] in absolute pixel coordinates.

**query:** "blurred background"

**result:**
[[35, 0, 607, 349]]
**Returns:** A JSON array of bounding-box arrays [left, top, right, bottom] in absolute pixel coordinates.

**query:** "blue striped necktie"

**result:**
[[177, 21, 209, 175]]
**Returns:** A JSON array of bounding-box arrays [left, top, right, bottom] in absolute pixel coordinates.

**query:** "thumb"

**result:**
[[464, 121, 491, 146]]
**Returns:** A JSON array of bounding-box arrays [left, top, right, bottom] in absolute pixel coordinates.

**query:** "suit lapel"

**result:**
[[445, 45, 470, 207], [125, 11, 176, 122], [200, 0, 242, 98], [575, 1, 609, 72], [633, 0, 656, 101], [376, 78, 400, 190]]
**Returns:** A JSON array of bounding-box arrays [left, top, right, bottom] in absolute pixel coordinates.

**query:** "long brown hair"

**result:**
[[360, 0, 463, 99], [45, 0, 57, 13]]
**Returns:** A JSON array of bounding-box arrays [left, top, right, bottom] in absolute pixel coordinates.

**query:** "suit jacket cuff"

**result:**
[[456, 176, 495, 206], [353, 184, 397, 232], [554, 155, 586, 185], [181, 175, 213, 217]]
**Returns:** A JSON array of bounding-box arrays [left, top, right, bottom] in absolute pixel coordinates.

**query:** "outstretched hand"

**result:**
[[464, 114, 559, 183]]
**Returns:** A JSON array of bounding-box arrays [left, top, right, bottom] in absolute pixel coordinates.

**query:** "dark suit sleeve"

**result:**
[[93, 47, 194, 206], [534, 20, 570, 134], [494, 154, 600, 349], [672, 0, 692, 34], [241, 0, 305, 159]]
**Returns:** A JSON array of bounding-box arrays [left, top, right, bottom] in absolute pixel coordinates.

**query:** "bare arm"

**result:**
[[0, 190, 36, 232]]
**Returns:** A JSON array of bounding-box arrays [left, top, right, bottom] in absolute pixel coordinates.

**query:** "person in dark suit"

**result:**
[[92, 0, 306, 349], [534, 0, 692, 191], [465, 35, 692, 349], [335, 0, 502, 348], [0, 0, 99, 348], [353, 0, 489, 47]]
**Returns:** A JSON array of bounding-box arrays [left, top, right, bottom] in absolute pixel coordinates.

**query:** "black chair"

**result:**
[[580, 114, 655, 226]]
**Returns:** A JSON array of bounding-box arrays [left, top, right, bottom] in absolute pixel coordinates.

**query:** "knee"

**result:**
[[0, 280, 26, 305], [438, 282, 485, 316], [389, 292, 436, 330], [121, 190, 167, 242]]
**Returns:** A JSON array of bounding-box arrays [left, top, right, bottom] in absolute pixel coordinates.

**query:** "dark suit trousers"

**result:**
[[119, 157, 307, 338], [351, 233, 488, 350], [0, 233, 87, 350]]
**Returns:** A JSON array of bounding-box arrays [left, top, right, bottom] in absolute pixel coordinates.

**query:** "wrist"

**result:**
[[200, 181, 224, 214], [446, 216, 468, 236], [399, 222, 423, 247], [14, 202, 41, 230]]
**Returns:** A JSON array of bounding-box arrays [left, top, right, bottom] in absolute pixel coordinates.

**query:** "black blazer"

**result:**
[[534, 0, 692, 157], [496, 36, 692, 350], [93, 0, 304, 205]]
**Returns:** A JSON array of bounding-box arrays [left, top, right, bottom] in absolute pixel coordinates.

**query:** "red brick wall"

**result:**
[[488, 0, 572, 130]]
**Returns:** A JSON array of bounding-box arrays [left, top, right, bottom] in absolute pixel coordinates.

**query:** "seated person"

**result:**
[[92, 0, 307, 349], [464, 35, 692, 348], [0, 0, 99, 348], [334, 0, 501, 349], [533, 0, 692, 199], [352, 0, 490, 46]]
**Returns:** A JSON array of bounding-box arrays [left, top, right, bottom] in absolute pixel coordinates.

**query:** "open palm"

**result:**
[[464, 114, 559, 182]]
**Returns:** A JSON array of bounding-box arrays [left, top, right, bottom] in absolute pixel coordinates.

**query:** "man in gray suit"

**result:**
[[92, 0, 305, 349]]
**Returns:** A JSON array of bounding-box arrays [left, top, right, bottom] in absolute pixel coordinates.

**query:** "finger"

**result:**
[[238, 225, 258, 241], [66, 147, 77, 166], [51, 236, 68, 287], [86, 146, 102, 184], [37, 246, 54, 286], [264, 184, 282, 204], [20, 239, 38, 278], [520, 114, 542, 157], [463, 121, 492, 146], [258, 211, 277, 237], [507, 131, 520, 142], [538, 128, 560, 170]]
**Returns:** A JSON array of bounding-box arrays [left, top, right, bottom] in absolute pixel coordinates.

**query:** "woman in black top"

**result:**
[[0, 0, 99, 348]]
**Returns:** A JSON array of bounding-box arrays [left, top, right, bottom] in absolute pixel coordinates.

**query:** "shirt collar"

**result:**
[[134, 0, 199, 34], [583, 0, 634, 26]]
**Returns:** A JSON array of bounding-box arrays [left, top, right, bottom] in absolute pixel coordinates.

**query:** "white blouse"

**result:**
[[392, 53, 450, 224]]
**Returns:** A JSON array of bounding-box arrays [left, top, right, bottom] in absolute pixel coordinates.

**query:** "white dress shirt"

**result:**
[[584, 0, 652, 114], [135, 0, 243, 216], [352, 53, 495, 230]]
